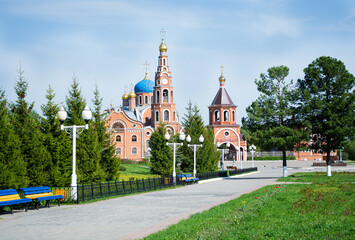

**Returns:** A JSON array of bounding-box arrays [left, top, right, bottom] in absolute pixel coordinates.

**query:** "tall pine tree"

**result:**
[[0, 89, 28, 188], [297, 56, 355, 176], [10, 67, 51, 186], [92, 85, 120, 180]]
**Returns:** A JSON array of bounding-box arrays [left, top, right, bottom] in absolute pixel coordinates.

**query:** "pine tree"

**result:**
[[92, 85, 120, 180], [41, 85, 72, 186], [242, 66, 308, 177], [0, 89, 28, 188], [150, 125, 173, 175], [180, 101, 220, 173], [10, 67, 51, 186], [65, 76, 104, 183], [297, 56, 355, 176]]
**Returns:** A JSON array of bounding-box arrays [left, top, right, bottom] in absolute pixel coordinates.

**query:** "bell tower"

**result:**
[[208, 66, 247, 161], [151, 31, 180, 133]]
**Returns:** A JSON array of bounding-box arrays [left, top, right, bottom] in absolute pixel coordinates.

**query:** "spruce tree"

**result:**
[[10, 67, 51, 186], [0, 89, 28, 188], [297, 56, 355, 176], [180, 101, 220, 173], [41, 86, 72, 186], [92, 85, 120, 180], [65, 76, 104, 183], [150, 125, 173, 175]]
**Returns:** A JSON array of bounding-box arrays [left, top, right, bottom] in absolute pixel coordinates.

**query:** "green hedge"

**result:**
[[247, 156, 296, 160]]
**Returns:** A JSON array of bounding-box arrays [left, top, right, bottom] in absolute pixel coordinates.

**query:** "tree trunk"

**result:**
[[326, 148, 331, 177], [282, 150, 287, 177]]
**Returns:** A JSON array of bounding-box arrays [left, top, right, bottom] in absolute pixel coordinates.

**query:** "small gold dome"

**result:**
[[144, 72, 149, 80], [159, 39, 167, 52], [219, 74, 226, 83], [122, 91, 129, 100], [128, 89, 136, 98]]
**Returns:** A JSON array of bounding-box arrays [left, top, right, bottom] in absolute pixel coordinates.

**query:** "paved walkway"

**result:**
[[0, 161, 353, 240]]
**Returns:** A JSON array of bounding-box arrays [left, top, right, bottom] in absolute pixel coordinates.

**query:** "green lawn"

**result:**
[[144, 172, 354, 240], [120, 163, 159, 181]]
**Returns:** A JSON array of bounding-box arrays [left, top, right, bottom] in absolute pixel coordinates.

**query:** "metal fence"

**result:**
[[50, 167, 257, 203]]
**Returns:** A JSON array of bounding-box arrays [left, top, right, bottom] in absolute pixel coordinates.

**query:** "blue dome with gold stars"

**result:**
[[134, 74, 154, 93]]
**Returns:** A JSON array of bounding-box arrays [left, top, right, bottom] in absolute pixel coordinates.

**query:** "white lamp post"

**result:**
[[186, 135, 204, 178], [165, 131, 185, 185], [339, 147, 344, 162], [57, 105, 92, 200], [249, 144, 256, 168]]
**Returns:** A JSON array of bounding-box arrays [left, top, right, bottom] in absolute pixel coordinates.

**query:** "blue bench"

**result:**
[[177, 174, 199, 184], [0, 189, 32, 214], [20, 186, 63, 210]]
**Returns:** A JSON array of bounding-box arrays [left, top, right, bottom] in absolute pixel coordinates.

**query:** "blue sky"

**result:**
[[0, 0, 354, 124]]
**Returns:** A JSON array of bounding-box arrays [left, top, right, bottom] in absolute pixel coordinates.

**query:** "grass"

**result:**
[[279, 171, 355, 183], [143, 172, 354, 240], [120, 163, 159, 181]]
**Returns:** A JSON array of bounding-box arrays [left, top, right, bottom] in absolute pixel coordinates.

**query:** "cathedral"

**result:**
[[105, 37, 247, 161]]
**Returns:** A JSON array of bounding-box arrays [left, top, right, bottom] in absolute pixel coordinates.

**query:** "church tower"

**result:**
[[208, 67, 247, 161], [151, 35, 180, 133]]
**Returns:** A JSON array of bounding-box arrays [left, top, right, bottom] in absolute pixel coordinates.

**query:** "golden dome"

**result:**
[[122, 90, 129, 100], [128, 89, 136, 98], [219, 74, 226, 83], [159, 39, 167, 52]]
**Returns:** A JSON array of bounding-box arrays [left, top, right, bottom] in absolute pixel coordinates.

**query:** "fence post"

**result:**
[[91, 182, 94, 200], [153, 178, 157, 190], [148, 178, 151, 190], [115, 180, 118, 195], [99, 182, 103, 198], [129, 179, 133, 193], [108, 181, 111, 196], [142, 178, 146, 191], [122, 179, 126, 194], [82, 183, 85, 202], [136, 179, 139, 192]]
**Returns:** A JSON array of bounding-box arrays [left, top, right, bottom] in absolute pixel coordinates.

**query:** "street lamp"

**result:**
[[339, 147, 344, 162], [186, 135, 204, 178], [57, 105, 92, 200], [165, 131, 185, 185], [249, 144, 256, 168], [217, 141, 230, 171]]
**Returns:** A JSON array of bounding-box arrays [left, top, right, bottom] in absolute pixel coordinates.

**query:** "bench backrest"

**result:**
[[0, 189, 21, 202], [20, 186, 52, 195]]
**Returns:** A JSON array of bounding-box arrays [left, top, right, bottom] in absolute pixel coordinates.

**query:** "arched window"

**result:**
[[223, 110, 229, 121], [157, 91, 160, 103], [139, 96, 142, 105], [151, 96, 153, 104], [162, 59, 166, 65], [112, 122, 124, 133], [164, 110, 169, 121], [173, 111, 176, 121], [132, 135, 137, 142], [163, 89, 168, 102], [115, 147, 121, 155], [145, 95, 148, 104], [115, 135, 121, 142], [146, 140, 150, 149], [132, 147, 137, 155], [232, 111, 235, 121], [155, 111, 159, 122], [171, 91, 173, 102], [215, 110, 220, 121]]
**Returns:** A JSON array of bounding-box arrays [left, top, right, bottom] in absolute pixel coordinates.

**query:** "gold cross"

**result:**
[[160, 28, 166, 39], [220, 65, 224, 75]]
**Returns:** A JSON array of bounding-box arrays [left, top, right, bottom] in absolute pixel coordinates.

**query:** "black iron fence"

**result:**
[[49, 167, 257, 203]]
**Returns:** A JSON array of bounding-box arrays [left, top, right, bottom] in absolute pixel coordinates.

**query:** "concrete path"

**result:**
[[0, 161, 353, 240]]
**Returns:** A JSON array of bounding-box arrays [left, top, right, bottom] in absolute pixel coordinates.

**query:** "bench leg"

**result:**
[[10, 206, 13, 214], [24, 203, 28, 212], [58, 200, 61, 207], [47, 200, 50, 208], [36, 202, 39, 210]]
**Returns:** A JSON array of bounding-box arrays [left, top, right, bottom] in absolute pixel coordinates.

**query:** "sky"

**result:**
[[0, 0, 354, 125]]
